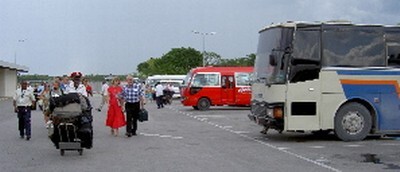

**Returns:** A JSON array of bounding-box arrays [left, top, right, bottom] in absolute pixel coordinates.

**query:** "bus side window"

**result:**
[[388, 54, 400, 66], [387, 45, 400, 66]]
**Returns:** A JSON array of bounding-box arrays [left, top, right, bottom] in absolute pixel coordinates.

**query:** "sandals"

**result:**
[[111, 129, 118, 136]]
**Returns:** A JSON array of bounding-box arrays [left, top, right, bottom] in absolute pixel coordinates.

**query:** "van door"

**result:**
[[221, 75, 235, 104]]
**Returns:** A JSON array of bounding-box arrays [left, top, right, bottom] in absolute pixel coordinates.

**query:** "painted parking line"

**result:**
[[167, 106, 342, 172], [343, 144, 363, 148], [0, 98, 10, 101], [195, 115, 226, 118], [139, 132, 183, 140]]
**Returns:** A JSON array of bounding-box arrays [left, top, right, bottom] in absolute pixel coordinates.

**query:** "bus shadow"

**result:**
[[263, 132, 339, 142], [260, 132, 400, 143]]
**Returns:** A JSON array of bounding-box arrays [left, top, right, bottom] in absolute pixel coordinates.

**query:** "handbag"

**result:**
[[138, 109, 148, 122]]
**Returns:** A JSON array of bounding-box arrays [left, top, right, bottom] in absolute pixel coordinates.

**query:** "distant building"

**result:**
[[0, 60, 29, 97]]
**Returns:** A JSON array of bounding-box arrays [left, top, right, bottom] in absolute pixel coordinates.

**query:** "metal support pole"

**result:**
[[192, 31, 215, 67]]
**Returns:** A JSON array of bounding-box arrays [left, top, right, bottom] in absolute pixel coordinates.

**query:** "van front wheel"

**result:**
[[197, 98, 210, 111], [334, 102, 371, 141]]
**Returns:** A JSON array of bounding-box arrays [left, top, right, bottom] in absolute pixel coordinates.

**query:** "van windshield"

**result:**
[[191, 73, 220, 87], [183, 72, 192, 86]]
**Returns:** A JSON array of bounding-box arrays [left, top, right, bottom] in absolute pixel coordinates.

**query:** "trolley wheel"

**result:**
[[78, 149, 83, 156], [60, 150, 65, 156]]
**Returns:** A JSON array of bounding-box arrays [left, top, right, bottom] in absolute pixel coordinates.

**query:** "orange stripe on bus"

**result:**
[[340, 79, 400, 96]]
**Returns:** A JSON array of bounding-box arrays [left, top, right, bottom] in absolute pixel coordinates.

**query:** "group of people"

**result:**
[[12, 72, 145, 141], [144, 82, 175, 109], [13, 72, 91, 141]]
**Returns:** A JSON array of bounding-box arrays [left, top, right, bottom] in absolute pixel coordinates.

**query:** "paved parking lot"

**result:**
[[0, 96, 399, 172]]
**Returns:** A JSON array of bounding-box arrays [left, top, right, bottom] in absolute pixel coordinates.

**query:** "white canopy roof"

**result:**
[[0, 60, 29, 72]]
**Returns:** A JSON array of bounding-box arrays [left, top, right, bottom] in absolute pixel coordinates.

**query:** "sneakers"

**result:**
[[26, 136, 31, 141]]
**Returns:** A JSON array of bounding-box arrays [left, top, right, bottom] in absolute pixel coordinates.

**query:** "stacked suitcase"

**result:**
[[48, 93, 93, 156]]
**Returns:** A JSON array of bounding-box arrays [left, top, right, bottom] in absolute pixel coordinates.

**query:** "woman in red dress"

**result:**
[[106, 77, 126, 136]]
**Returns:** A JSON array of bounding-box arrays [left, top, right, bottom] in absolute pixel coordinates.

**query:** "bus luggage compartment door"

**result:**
[[286, 80, 320, 130]]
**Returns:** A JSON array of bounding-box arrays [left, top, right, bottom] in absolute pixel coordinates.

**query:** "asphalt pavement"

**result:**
[[0, 96, 399, 172]]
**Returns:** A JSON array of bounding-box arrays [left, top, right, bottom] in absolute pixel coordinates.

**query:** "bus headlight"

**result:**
[[273, 107, 283, 119], [267, 108, 273, 117]]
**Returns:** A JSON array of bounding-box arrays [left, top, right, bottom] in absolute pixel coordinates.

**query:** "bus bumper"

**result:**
[[248, 113, 268, 126], [180, 96, 195, 106], [249, 100, 284, 132], [248, 100, 269, 126]]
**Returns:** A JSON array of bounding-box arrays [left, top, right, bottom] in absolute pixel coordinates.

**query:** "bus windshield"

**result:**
[[255, 27, 293, 84]]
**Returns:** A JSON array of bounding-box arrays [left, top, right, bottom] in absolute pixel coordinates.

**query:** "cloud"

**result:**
[[1, 0, 400, 75]]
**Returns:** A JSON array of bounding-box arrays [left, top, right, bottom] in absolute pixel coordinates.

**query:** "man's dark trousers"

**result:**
[[17, 106, 31, 137], [125, 102, 140, 135]]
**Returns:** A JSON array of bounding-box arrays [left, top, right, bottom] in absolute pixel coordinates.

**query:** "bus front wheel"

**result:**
[[197, 98, 210, 111], [334, 102, 372, 141]]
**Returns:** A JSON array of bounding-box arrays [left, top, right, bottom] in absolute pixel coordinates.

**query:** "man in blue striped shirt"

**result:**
[[120, 75, 144, 137]]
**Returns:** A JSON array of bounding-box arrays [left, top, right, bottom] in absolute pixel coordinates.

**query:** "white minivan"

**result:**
[[159, 80, 183, 98]]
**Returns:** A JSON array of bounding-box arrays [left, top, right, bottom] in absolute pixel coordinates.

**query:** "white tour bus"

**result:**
[[248, 21, 400, 141]]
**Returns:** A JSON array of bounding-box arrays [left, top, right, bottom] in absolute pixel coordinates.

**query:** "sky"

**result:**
[[0, 0, 399, 76]]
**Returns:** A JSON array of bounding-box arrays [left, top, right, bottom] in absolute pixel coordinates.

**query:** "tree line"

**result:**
[[137, 47, 255, 77], [19, 47, 255, 81]]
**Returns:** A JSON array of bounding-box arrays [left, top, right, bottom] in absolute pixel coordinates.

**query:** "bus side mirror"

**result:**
[[269, 54, 277, 66]]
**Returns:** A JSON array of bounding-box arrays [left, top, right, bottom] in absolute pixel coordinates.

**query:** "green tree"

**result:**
[[217, 53, 255, 67], [204, 51, 222, 66], [137, 47, 202, 76]]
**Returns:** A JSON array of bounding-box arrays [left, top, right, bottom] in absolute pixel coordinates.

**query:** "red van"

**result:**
[[180, 66, 253, 110]]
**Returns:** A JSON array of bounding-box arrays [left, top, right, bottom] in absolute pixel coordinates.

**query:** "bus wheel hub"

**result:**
[[342, 111, 364, 135]]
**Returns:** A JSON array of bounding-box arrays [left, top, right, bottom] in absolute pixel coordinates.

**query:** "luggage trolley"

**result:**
[[51, 103, 84, 156], [58, 118, 83, 156]]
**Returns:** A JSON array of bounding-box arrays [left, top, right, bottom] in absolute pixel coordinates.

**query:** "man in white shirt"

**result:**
[[65, 72, 88, 97], [155, 82, 164, 109], [96, 81, 109, 112], [13, 81, 36, 140]]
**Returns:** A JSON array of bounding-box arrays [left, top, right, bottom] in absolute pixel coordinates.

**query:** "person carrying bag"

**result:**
[[120, 75, 145, 137]]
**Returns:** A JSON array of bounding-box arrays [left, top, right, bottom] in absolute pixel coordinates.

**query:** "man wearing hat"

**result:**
[[65, 72, 88, 97], [13, 80, 36, 140]]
